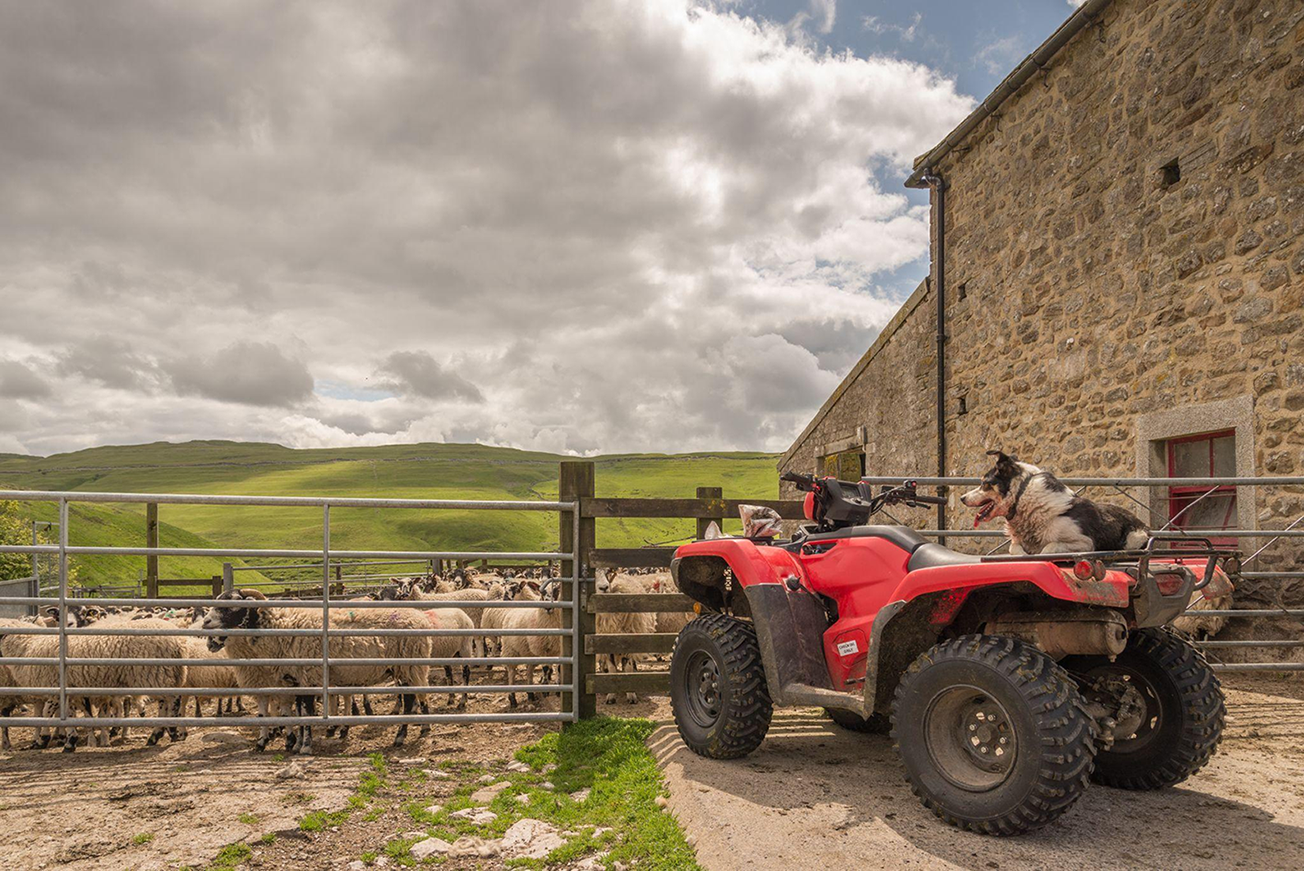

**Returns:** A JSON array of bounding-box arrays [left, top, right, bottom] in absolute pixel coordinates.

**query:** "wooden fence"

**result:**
[[561, 460, 803, 717]]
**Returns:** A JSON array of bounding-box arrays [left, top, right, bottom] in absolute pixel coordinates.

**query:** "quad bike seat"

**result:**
[[791, 524, 984, 571], [907, 542, 984, 572], [800, 525, 930, 552]]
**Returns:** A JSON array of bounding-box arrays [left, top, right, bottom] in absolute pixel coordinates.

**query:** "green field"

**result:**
[[0, 441, 781, 589]]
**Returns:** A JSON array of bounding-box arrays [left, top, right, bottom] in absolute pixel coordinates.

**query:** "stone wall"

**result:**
[[938, 0, 1302, 485], [780, 0, 1304, 637], [936, 0, 1304, 615]]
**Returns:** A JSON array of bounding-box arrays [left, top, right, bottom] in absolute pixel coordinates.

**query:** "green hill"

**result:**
[[0, 441, 782, 588]]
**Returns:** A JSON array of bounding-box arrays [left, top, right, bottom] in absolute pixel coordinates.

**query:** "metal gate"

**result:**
[[0, 489, 584, 732]]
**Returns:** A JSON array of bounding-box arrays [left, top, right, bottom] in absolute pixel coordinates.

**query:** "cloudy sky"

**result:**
[[0, 0, 1081, 458]]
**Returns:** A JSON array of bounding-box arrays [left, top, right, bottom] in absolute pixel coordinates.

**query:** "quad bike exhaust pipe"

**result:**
[[984, 611, 1128, 658]]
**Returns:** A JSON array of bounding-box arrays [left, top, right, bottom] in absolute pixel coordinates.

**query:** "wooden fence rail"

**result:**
[[574, 477, 799, 710]]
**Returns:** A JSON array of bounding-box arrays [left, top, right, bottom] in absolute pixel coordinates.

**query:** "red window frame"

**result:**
[[1166, 430, 1237, 544]]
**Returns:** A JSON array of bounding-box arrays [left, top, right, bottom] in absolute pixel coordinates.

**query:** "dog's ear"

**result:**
[[986, 450, 1019, 472]]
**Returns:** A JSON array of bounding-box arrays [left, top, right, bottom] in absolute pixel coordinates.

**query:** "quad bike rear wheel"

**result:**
[[824, 707, 891, 734], [1063, 627, 1224, 790], [670, 613, 772, 759], [892, 635, 1096, 836]]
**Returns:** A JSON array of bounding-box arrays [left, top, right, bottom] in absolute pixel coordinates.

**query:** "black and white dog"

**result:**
[[961, 451, 1150, 555]]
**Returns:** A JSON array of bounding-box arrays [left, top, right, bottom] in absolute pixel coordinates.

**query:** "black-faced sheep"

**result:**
[[203, 589, 432, 754]]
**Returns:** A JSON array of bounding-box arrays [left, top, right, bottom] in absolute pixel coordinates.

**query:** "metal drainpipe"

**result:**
[[922, 169, 948, 539]]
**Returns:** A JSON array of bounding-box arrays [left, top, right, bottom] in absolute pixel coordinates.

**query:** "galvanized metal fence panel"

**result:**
[[0, 489, 584, 732]]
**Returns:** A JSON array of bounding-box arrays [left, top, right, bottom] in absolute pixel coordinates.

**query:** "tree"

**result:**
[[0, 498, 76, 585], [0, 498, 37, 581]]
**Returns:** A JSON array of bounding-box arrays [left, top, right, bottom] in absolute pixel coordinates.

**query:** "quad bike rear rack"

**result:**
[[980, 534, 1241, 628]]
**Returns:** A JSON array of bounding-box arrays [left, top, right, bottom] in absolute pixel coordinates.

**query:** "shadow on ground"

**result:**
[[651, 681, 1304, 871]]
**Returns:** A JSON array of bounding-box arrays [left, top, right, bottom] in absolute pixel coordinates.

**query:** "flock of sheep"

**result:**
[[0, 567, 690, 755]]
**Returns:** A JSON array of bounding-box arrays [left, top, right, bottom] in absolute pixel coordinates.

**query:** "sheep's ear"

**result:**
[[526, 581, 541, 592], [238, 588, 267, 600]]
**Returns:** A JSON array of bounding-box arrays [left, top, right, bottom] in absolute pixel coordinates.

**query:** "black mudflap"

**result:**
[[743, 583, 833, 698]]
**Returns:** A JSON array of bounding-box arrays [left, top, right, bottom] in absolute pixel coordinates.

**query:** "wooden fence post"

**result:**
[[696, 486, 723, 539], [145, 502, 159, 599], [560, 460, 597, 721]]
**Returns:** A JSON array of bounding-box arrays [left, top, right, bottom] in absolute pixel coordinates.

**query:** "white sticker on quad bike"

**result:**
[[836, 640, 859, 656]]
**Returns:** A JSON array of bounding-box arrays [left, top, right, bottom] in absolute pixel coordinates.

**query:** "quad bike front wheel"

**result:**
[[892, 635, 1097, 836], [670, 613, 772, 759], [1063, 627, 1224, 790]]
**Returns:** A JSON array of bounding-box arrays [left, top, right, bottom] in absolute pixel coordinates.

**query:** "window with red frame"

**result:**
[[1166, 430, 1237, 544]]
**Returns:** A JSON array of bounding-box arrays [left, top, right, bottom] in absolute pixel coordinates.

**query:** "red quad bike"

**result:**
[[668, 472, 1237, 836]]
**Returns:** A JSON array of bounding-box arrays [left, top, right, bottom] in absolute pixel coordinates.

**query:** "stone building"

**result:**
[[779, 0, 1303, 620]]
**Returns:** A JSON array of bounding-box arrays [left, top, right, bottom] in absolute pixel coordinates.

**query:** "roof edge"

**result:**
[[777, 278, 931, 470], [904, 0, 1115, 188]]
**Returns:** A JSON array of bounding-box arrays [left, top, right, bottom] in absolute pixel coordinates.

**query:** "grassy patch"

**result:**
[[237, 812, 260, 825], [206, 843, 252, 870], [131, 833, 154, 846], [298, 808, 351, 832], [300, 750, 388, 831], [403, 718, 700, 870]]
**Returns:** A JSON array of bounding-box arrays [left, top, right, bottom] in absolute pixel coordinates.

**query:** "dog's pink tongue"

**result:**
[[973, 514, 981, 528]]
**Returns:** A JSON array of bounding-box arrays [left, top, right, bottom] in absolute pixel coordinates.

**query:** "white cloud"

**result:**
[[809, 0, 837, 34], [862, 12, 922, 43], [0, 0, 973, 456], [975, 34, 1025, 76]]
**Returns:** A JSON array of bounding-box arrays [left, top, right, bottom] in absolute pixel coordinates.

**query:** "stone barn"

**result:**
[[778, 0, 1304, 630]]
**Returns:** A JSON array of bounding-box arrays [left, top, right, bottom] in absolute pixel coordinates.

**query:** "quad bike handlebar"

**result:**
[[781, 472, 945, 530]]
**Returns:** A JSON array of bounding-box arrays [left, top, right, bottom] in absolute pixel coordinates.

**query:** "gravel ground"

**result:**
[[1, 675, 1301, 870], [657, 674, 1304, 871], [0, 700, 561, 871]]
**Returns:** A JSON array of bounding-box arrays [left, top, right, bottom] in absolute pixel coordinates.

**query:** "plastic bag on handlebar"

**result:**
[[739, 504, 782, 539]]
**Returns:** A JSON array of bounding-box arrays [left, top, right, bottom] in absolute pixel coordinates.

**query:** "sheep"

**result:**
[[0, 617, 38, 751], [594, 572, 656, 704], [500, 581, 563, 708], [422, 607, 475, 710], [383, 579, 506, 657], [480, 581, 531, 671], [0, 614, 188, 751], [180, 636, 240, 718], [329, 605, 476, 722], [1172, 568, 1235, 638], [639, 572, 694, 639], [203, 589, 432, 754]]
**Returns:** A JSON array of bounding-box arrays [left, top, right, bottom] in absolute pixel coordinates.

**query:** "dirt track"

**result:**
[[0, 676, 1301, 869], [656, 675, 1304, 870], [0, 716, 558, 870]]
